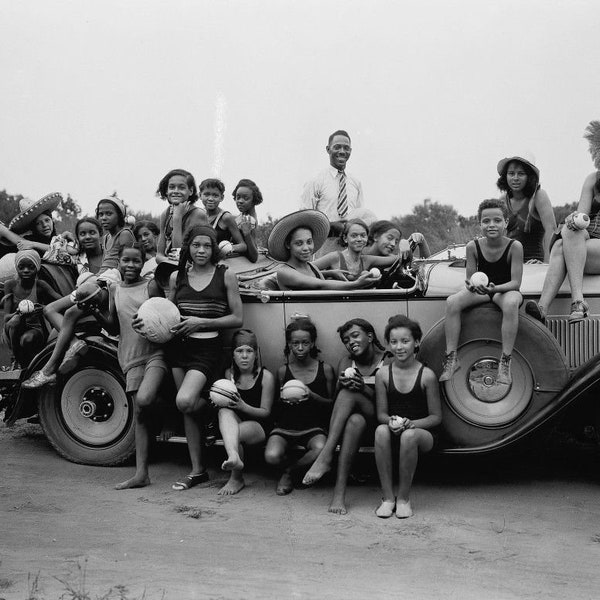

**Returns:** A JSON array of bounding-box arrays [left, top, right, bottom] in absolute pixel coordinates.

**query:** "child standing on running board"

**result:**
[[374, 315, 441, 519], [216, 329, 275, 495], [167, 225, 243, 491], [440, 198, 523, 386], [265, 317, 335, 496], [91, 244, 168, 490]]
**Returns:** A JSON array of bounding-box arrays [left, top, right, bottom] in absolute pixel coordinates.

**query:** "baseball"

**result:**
[[344, 367, 357, 378], [369, 267, 381, 278], [470, 271, 489, 287], [219, 240, 234, 255], [573, 213, 590, 230], [18, 299, 35, 314]]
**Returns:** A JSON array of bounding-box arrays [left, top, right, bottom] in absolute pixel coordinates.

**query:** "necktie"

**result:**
[[337, 170, 348, 218]]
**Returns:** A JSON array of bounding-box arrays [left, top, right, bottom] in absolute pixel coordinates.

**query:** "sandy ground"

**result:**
[[1, 421, 600, 600]]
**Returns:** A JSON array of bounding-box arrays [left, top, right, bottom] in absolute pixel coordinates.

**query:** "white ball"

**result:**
[[573, 213, 590, 230], [137, 297, 181, 344], [369, 267, 381, 278], [470, 271, 489, 287], [281, 379, 309, 402], [219, 240, 233, 255], [18, 299, 35, 314], [344, 367, 357, 378], [209, 379, 238, 408], [390, 416, 405, 430]]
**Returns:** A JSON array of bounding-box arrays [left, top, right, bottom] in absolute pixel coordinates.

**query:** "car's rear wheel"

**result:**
[[420, 304, 569, 449], [38, 355, 135, 466]]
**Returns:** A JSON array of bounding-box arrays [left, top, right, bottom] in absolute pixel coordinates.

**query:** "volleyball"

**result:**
[[136, 297, 181, 344], [369, 268, 381, 278], [344, 367, 357, 378], [573, 213, 590, 230], [281, 379, 309, 402], [390, 416, 406, 431], [219, 240, 233, 256], [470, 271, 489, 287], [209, 379, 239, 408], [18, 299, 36, 314]]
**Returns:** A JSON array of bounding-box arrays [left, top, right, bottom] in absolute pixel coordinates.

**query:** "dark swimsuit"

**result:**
[[337, 252, 365, 281], [506, 197, 544, 262], [236, 368, 271, 434]]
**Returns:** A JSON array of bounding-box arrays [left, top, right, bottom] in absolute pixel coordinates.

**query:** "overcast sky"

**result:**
[[1, 0, 598, 223]]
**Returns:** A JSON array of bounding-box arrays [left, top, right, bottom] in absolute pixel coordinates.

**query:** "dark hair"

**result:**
[[199, 178, 225, 195], [340, 218, 369, 247], [75, 217, 102, 240], [176, 225, 219, 286], [118, 242, 146, 264], [284, 225, 314, 256], [232, 179, 263, 206], [284, 317, 320, 358], [337, 318, 385, 351], [496, 160, 539, 199], [157, 169, 198, 203], [477, 198, 508, 221], [29, 210, 57, 242], [384, 314, 422, 344], [231, 329, 260, 380], [96, 199, 125, 227], [133, 220, 160, 240], [328, 130, 351, 146], [368, 220, 401, 245]]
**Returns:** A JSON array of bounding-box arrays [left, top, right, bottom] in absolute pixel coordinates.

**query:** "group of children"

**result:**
[[1, 160, 529, 517]]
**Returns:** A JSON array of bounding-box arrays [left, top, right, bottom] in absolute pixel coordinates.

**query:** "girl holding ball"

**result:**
[[374, 315, 441, 519], [166, 225, 243, 490], [216, 329, 275, 495]]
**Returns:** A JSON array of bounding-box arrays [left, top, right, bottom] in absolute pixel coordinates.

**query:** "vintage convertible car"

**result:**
[[2, 249, 600, 466]]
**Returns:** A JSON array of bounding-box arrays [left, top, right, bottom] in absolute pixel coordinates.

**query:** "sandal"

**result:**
[[569, 300, 589, 324], [172, 471, 209, 491], [22, 370, 57, 389], [375, 498, 396, 518], [525, 300, 547, 324]]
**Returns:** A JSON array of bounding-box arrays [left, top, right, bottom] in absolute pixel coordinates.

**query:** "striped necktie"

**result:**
[[337, 170, 348, 218]]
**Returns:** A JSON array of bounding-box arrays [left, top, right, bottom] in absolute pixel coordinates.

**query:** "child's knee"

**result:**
[[445, 294, 462, 314], [264, 445, 284, 465], [346, 413, 366, 432], [175, 393, 204, 414], [374, 423, 390, 445], [400, 428, 419, 447], [135, 390, 156, 411]]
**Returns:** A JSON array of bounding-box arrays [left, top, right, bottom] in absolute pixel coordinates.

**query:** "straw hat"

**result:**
[[496, 152, 540, 178], [267, 210, 330, 261], [9, 192, 62, 234]]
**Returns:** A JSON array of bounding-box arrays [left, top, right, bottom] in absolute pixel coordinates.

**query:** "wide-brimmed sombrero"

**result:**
[[9, 192, 62, 234], [154, 258, 179, 289], [268, 210, 330, 261], [496, 153, 540, 178]]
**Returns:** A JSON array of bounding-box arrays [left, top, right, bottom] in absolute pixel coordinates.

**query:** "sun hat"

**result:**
[[496, 152, 540, 178], [267, 210, 330, 261], [8, 192, 62, 234]]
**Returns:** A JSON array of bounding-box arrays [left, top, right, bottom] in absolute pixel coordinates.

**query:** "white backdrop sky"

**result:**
[[1, 0, 598, 222]]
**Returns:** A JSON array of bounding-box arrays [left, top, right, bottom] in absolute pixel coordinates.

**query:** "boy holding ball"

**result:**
[[440, 199, 523, 385]]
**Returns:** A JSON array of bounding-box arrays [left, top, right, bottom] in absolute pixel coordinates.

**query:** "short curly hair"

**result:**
[[232, 179, 263, 206], [477, 198, 508, 222]]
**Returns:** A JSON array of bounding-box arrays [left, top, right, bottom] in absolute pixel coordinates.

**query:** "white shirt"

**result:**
[[300, 166, 364, 221]]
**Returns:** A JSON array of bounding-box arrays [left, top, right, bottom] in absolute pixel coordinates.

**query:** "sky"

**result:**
[[1, 0, 599, 223]]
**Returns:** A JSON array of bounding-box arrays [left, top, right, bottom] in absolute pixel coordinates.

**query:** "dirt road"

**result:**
[[1, 421, 600, 600]]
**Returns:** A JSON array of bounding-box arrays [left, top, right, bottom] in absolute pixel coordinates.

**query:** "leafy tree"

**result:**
[[553, 202, 578, 225], [0, 190, 23, 225]]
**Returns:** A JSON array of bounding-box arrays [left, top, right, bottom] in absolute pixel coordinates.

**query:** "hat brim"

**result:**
[[267, 210, 330, 262], [9, 192, 62, 234], [154, 259, 179, 289], [497, 156, 540, 178]]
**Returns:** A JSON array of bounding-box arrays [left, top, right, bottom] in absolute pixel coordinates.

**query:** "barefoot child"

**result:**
[[374, 315, 441, 518], [439, 198, 523, 385], [166, 225, 243, 490], [265, 317, 335, 495], [216, 329, 275, 495], [2, 250, 61, 367], [303, 318, 392, 514], [91, 244, 168, 489]]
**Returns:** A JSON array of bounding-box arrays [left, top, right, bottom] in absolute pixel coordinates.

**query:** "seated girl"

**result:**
[[133, 220, 160, 278], [265, 317, 335, 495], [233, 178, 263, 263], [2, 250, 61, 367], [313, 219, 398, 281], [156, 169, 208, 265], [216, 329, 275, 495], [268, 210, 380, 291], [302, 318, 392, 514], [374, 315, 441, 519], [200, 178, 247, 259], [364, 220, 430, 262]]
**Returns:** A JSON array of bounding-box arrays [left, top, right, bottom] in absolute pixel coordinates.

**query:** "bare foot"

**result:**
[[328, 497, 348, 515], [276, 472, 293, 495], [115, 474, 151, 490], [221, 452, 244, 472], [302, 457, 331, 486], [218, 476, 246, 496]]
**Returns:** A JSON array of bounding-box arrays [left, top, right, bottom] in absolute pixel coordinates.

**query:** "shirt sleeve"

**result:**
[[300, 179, 319, 210]]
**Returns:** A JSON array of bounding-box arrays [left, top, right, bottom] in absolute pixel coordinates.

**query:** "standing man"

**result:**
[[301, 130, 365, 255]]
